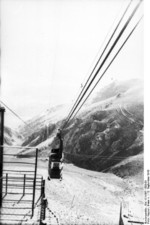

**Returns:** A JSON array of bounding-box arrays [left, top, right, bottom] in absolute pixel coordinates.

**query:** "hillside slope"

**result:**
[[19, 79, 144, 174], [2, 126, 22, 146], [16, 78, 144, 224]]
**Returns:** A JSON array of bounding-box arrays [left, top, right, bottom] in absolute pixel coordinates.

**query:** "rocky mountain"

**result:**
[[19, 104, 69, 139], [2, 126, 22, 146], [19, 78, 144, 176]]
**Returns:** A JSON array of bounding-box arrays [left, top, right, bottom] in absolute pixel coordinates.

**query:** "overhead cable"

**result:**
[[66, 0, 142, 124], [63, 0, 142, 128], [63, 151, 136, 159], [71, 15, 143, 120], [0, 100, 31, 129], [66, 0, 133, 122]]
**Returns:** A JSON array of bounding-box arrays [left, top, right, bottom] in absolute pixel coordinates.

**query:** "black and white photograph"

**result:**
[[0, 0, 147, 224]]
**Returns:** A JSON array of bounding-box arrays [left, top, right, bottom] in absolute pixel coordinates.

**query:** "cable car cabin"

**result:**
[[48, 148, 63, 180], [48, 129, 63, 180]]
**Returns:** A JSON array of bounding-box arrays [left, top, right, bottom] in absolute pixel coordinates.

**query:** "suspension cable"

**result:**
[[62, 0, 142, 129], [0, 100, 32, 129], [66, 0, 133, 122], [66, 0, 142, 125], [71, 15, 143, 121], [63, 151, 140, 160]]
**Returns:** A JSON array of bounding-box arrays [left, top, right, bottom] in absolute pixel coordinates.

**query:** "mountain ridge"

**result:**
[[17, 78, 143, 176]]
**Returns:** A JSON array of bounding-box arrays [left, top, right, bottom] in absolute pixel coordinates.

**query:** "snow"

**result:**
[[1, 153, 144, 224], [37, 161, 144, 225]]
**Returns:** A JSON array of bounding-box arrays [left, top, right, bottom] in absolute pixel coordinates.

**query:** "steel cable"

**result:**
[[65, 0, 133, 124], [63, 0, 143, 128], [71, 15, 143, 120]]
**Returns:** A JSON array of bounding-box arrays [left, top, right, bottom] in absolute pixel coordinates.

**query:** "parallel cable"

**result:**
[[65, 0, 127, 120], [66, 0, 133, 123], [63, 0, 142, 128], [63, 151, 138, 160], [71, 15, 143, 121], [67, 0, 142, 124], [0, 100, 31, 128]]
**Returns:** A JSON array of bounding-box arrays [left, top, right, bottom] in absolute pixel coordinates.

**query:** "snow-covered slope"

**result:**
[[3, 126, 22, 146], [19, 78, 144, 174]]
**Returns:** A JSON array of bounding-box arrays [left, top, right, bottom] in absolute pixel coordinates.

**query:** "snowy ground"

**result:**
[[38, 160, 144, 225], [0, 155, 144, 225]]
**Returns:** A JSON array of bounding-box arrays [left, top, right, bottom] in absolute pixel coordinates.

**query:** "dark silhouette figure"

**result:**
[[48, 129, 63, 180], [56, 129, 63, 160]]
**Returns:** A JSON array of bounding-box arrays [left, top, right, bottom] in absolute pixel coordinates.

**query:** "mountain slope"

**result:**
[[19, 104, 69, 138], [3, 126, 22, 146], [19, 78, 144, 174]]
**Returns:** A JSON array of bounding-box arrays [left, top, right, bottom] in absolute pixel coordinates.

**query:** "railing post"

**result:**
[[40, 179, 47, 225], [31, 148, 38, 218], [23, 174, 26, 196], [42, 198, 47, 224], [0, 107, 5, 208], [5, 173, 8, 195], [41, 177, 43, 197], [41, 179, 45, 199]]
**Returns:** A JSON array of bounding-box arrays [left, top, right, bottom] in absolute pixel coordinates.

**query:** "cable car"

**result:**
[[48, 129, 63, 180], [48, 149, 63, 180]]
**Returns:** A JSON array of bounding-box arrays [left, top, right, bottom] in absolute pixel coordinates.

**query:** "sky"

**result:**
[[0, 0, 144, 128]]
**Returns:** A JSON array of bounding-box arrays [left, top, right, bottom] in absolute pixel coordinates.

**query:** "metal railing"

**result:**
[[0, 146, 45, 224]]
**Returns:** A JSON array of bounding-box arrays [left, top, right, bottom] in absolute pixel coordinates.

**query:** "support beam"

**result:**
[[0, 107, 5, 208]]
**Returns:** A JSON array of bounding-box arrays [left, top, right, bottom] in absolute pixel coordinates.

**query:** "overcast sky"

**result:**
[[0, 0, 143, 128]]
